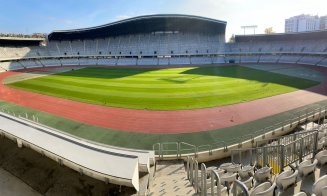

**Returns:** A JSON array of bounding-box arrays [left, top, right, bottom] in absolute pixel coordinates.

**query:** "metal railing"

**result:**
[[231, 180, 250, 196], [153, 141, 198, 159], [186, 130, 320, 195], [187, 157, 226, 196], [231, 130, 319, 174], [159, 142, 179, 159], [179, 142, 196, 158], [1, 102, 327, 160], [153, 106, 327, 158], [209, 170, 223, 196], [257, 130, 319, 147], [187, 157, 249, 196]]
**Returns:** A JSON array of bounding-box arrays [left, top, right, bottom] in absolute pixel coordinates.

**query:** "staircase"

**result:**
[[149, 160, 196, 196]]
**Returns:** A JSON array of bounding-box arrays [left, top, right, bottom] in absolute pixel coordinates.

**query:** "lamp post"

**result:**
[[241, 25, 258, 35]]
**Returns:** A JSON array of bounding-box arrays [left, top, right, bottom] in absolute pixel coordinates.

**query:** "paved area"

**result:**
[[0, 168, 41, 196], [149, 161, 196, 196], [0, 136, 135, 196]]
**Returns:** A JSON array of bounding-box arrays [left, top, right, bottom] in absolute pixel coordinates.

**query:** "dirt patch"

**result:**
[[3, 67, 85, 84]]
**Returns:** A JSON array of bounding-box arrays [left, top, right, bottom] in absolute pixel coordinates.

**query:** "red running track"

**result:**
[[0, 65, 327, 134]]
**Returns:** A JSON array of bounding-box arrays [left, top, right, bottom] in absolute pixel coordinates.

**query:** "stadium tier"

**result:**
[[224, 31, 327, 66], [1, 15, 327, 70], [1, 14, 327, 195], [0, 15, 227, 68], [0, 33, 224, 58]]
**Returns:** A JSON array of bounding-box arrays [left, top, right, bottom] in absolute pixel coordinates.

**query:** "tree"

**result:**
[[228, 34, 235, 43], [264, 27, 275, 34]]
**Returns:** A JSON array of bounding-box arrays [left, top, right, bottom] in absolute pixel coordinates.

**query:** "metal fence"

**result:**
[[187, 157, 249, 196], [231, 180, 250, 196], [154, 106, 327, 159], [257, 128, 321, 147], [186, 156, 200, 193], [231, 130, 319, 174], [186, 130, 320, 195]]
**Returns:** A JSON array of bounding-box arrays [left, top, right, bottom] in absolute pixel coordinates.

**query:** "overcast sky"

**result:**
[[0, 0, 326, 39]]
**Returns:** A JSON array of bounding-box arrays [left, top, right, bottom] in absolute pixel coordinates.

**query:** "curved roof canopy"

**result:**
[[48, 14, 227, 41]]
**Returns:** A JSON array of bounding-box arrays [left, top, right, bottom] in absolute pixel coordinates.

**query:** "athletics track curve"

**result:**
[[0, 65, 326, 134]]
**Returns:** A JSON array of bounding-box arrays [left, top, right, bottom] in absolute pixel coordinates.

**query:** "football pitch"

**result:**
[[7, 65, 319, 110]]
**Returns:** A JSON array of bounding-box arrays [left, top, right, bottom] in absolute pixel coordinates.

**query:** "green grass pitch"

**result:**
[[7, 65, 319, 110]]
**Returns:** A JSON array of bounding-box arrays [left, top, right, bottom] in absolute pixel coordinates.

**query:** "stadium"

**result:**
[[0, 14, 327, 195]]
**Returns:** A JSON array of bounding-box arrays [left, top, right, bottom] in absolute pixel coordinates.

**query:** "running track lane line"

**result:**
[[0, 66, 326, 134]]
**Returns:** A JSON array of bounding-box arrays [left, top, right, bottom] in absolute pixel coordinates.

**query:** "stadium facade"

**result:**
[[0, 14, 327, 69], [1, 14, 327, 195]]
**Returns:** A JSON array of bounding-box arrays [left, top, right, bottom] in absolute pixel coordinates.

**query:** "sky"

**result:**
[[0, 0, 326, 39]]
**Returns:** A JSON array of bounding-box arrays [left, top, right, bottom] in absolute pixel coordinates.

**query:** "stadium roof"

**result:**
[[48, 14, 227, 41], [0, 37, 44, 46], [235, 30, 327, 42]]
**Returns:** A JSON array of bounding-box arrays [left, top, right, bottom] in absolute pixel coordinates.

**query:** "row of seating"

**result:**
[[0, 57, 225, 71], [0, 33, 225, 60], [197, 149, 327, 195], [226, 39, 327, 53], [225, 55, 327, 66], [191, 119, 327, 195], [1, 54, 326, 72]]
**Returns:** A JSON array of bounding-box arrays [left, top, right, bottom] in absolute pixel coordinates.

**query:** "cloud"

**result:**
[[113, 15, 132, 22]]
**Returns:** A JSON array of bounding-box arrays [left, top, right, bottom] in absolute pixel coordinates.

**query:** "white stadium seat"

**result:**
[[298, 159, 318, 176], [312, 175, 327, 196], [315, 150, 327, 165], [250, 182, 276, 196], [276, 169, 298, 190]]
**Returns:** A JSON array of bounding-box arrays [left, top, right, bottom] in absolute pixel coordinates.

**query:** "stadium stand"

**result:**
[[138, 57, 158, 65], [78, 58, 97, 66], [0, 61, 11, 71], [240, 55, 259, 63], [318, 57, 327, 67], [191, 56, 212, 64], [298, 56, 325, 65], [212, 56, 226, 64], [225, 31, 327, 67], [1, 17, 326, 69], [186, 113, 327, 195], [170, 57, 191, 65], [259, 55, 280, 63], [46, 42, 60, 56], [20, 59, 41, 68], [60, 58, 79, 66], [117, 58, 138, 66], [158, 57, 170, 65], [1, 14, 327, 194], [0, 15, 226, 67], [278, 55, 302, 64], [98, 58, 117, 65], [39, 59, 61, 66]]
